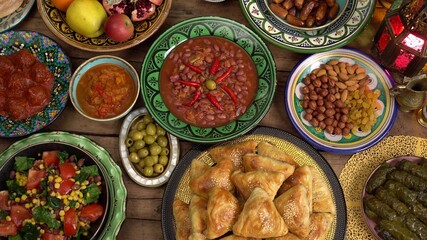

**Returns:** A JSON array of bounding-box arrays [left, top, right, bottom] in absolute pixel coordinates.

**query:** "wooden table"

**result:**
[[2, 1, 427, 239]]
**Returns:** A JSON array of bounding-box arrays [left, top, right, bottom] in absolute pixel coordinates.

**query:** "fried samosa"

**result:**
[[242, 153, 295, 179], [302, 213, 334, 240], [309, 166, 336, 215], [267, 232, 301, 240], [274, 184, 310, 238], [189, 159, 235, 198], [173, 199, 191, 240], [279, 165, 313, 212], [257, 141, 298, 166], [231, 170, 286, 200], [205, 187, 241, 239], [233, 188, 288, 238], [209, 140, 258, 169]]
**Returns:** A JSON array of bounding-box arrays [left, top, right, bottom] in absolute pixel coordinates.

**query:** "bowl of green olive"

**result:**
[[119, 107, 179, 187]]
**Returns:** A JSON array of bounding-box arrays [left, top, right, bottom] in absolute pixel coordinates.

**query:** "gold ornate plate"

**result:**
[[37, 0, 171, 52]]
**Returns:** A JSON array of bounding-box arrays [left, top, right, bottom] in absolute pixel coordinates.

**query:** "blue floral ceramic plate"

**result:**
[[0, 0, 35, 32], [0, 31, 72, 137], [140, 16, 276, 143], [285, 48, 398, 154]]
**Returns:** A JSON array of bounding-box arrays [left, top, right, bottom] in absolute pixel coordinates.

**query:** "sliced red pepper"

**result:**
[[206, 93, 223, 111], [216, 66, 234, 83], [221, 85, 238, 107], [177, 80, 201, 87], [183, 90, 201, 107], [184, 62, 203, 74], [209, 57, 220, 75]]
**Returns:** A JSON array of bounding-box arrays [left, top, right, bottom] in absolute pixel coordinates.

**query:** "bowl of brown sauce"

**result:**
[[69, 55, 140, 121]]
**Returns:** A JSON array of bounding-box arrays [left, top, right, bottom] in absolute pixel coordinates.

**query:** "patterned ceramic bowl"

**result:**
[[69, 55, 140, 122]]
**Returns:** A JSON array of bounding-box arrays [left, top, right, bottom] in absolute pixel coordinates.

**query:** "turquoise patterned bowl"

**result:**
[[140, 16, 276, 143]]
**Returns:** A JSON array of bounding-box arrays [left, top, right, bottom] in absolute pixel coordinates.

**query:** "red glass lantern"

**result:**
[[372, 0, 427, 78]]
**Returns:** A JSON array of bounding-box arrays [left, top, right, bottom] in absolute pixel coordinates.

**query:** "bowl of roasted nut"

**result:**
[[285, 48, 398, 154], [265, 0, 349, 31], [119, 107, 179, 187]]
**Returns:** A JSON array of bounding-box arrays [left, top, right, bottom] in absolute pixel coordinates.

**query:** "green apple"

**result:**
[[66, 0, 107, 38]]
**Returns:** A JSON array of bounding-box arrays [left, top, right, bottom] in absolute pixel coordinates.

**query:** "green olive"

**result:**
[[128, 129, 139, 138], [128, 146, 137, 153], [129, 152, 140, 163], [136, 121, 146, 131], [154, 164, 164, 174], [125, 138, 134, 147], [143, 166, 154, 177], [131, 131, 143, 141], [156, 124, 166, 136], [146, 123, 157, 136], [157, 136, 168, 148], [160, 147, 169, 156], [159, 156, 169, 166], [144, 156, 155, 167], [149, 145, 162, 156], [143, 115, 153, 124], [138, 159, 146, 168], [205, 79, 217, 90], [133, 140, 146, 150], [144, 135, 156, 145], [151, 155, 159, 164], [137, 148, 149, 158]]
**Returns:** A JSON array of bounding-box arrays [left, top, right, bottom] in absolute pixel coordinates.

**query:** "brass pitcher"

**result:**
[[390, 78, 427, 112]]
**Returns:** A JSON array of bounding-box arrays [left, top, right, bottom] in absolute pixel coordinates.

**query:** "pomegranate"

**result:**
[[102, 0, 163, 21]]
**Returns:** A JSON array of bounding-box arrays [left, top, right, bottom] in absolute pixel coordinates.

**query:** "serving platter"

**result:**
[[0, 0, 35, 32], [140, 16, 276, 143], [239, 0, 376, 53], [36, 0, 172, 52], [285, 48, 398, 154], [0, 131, 127, 239], [161, 126, 347, 239], [0, 30, 72, 138]]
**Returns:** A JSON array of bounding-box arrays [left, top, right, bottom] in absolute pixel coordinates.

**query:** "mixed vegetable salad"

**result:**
[[0, 150, 104, 240]]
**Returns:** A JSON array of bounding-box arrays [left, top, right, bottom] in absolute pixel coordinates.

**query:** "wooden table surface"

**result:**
[[2, 1, 427, 239]]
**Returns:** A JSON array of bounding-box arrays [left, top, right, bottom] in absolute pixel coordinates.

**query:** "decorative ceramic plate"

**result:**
[[361, 155, 426, 240], [141, 16, 276, 143], [0, 131, 127, 239], [0, 30, 72, 138], [285, 48, 398, 154], [0, 0, 35, 32], [161, 126, 347, 239], [239, 0, 376, 53], [37, 0, 172, 52]]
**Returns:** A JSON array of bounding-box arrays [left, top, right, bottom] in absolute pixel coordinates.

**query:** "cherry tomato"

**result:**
[[0, 191, 10, 211], [64, 208, 78, 236], [10, 205, 32, 228], [26, 169, 46, 190], [42, 150, 60, 167], [42, 233, 66, 240], [0, 221, 17, 237], [59, 162, 76, 179], [57, 179, 74, 195], [80, 203, 104, 222]]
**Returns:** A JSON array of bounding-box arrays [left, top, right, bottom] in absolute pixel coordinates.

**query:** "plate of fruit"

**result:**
[[36, 0, 171, 52], [285, 48, 398, 154]]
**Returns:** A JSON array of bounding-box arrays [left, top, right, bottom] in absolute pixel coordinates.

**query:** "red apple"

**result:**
[[104, 14, 134, 42]]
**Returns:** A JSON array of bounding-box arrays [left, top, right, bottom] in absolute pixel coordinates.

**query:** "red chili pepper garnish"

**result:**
[[221, 85, 238, 107], [215, 66, 234, 83], [206, 93, 223, 111], [183, 90, 201, 107], [184, 62, 203, 74], [209, 57, 220, 75], [177, 80, 202, 87]]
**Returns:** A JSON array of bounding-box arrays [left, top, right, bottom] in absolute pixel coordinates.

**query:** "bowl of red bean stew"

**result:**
[[159, 36, 258, 128], [69, 55, 140, 122], [141, 16, 276, 143], [285, 48, 398, 154]]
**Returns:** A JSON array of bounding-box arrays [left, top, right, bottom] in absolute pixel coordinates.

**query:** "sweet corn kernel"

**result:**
[[25, 203, 32, 209], [83, 180, 89, 186], [15, 198, 20, 203], [32, 199, 40, 205], [80, 185, 86, 190], [83, 232, 88, 236], [40, 229, 45, 234], [64, 199, 69, 205], [64, 206, 70, 211], [48, 176, 54, 182], [76, 171, 81, 174], [21, 194, 27, 201], [75, 202, 80, 209], [59, 210, 65, 217], [54, 183, 60, 189], [39, 164, 44, 170], [40, 201, 46, 206], [50, 192, 56, 197], [6, 216, 11, 221], [32, 189, 37, 194], [55, 177, 63, 183]]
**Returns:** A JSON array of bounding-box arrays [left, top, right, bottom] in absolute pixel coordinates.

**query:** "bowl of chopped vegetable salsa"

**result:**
[[0, 139, 114, 239], [70, 55, 140, 122]]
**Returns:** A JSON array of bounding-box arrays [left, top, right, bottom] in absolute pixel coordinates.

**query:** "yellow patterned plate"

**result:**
[[340, 135, 427, 240], [37, 0, 171, 52], [161, 126, 347, 239]]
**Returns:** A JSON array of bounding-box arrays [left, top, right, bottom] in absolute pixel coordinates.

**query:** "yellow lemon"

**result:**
[[66, 0, 107, 38]]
